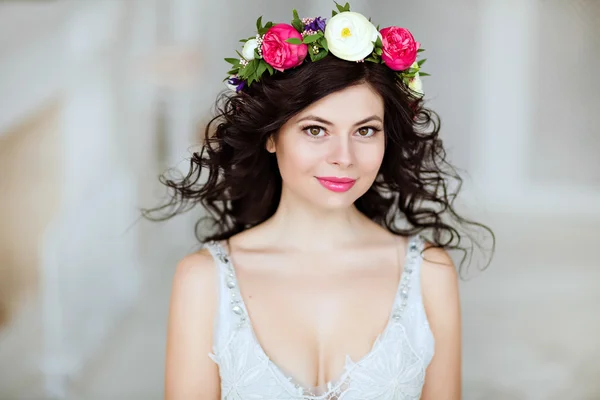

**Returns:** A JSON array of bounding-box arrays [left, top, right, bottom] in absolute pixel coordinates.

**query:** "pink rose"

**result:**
[[380, 26, 420, 71], [261, 24, 307, 72]]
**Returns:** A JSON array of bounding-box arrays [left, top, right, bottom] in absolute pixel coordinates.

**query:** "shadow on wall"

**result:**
[[0, 100, 63, 329]]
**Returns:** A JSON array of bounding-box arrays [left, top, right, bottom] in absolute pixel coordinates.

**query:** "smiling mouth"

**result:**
[[315, 176, 356, 193]]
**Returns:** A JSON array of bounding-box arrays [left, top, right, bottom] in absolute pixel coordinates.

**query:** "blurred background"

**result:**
[[0, 0, 598, 399]]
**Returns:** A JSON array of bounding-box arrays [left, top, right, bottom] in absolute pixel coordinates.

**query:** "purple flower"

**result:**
[[305, 16, 326, 32], [227, 76, 246, 92]]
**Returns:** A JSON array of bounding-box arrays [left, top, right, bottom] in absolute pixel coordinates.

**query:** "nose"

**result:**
[[326, 136, 354, 168]]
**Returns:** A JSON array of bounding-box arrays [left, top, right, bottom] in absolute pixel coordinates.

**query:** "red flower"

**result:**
[[261, 24, 308, 72], [380, 26, 419, 71]]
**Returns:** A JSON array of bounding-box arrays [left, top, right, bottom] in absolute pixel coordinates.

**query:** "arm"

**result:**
[[164, 250, 221, 400], [420, 246, 462, 400]]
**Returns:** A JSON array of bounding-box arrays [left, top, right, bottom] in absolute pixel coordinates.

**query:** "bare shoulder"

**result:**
[[171, 248, 218, 296], [420, 243, 459, 295], [167, 248, 219, 346], [165, 248, 220, 399], [419, 242, 462, 399], [419, 243, 460, 321]]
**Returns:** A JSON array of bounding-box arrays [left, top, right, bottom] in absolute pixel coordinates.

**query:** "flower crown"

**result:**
[[224, 2, 429, 95]]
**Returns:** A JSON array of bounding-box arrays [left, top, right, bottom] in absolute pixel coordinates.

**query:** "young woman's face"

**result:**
[[268, 83, 386, 210]]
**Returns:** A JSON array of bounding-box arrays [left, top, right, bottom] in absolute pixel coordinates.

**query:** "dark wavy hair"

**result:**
[[144, 55, 494, 274]]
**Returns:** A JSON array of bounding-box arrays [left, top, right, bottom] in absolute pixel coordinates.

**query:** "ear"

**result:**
[[266, 135, 276, 153]]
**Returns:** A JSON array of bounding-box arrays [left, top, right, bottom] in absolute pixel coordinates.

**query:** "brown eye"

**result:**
[[303, 126, 325, 137], [357, 127, 376, 137]]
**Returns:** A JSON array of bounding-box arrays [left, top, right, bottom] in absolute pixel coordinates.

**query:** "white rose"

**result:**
[[324, 11, 378, 61], [242, 38, 258, 60]]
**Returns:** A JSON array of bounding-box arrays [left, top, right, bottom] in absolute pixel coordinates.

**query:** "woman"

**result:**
[[152, 5, 494, 399]]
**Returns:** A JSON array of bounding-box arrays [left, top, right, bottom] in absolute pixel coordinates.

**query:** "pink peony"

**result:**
[[261, 24, 308, 72], [379, 26, 420, 71]]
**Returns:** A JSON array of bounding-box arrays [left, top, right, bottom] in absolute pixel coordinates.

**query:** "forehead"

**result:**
[[296, 83, 384, 123]]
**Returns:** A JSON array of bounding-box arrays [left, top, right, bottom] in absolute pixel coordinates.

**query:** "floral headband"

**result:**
[[224, 2, 428, 95]]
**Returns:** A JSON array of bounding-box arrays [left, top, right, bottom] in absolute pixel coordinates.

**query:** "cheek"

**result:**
[[357, 141, 386, 175], [276, 138, 322, 179]]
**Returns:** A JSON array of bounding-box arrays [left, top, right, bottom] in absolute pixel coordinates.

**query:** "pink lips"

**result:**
[[316, 176, 356, 193]]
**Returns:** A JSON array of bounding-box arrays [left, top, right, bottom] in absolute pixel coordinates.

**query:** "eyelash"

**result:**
[[300, 125, 382, 139]]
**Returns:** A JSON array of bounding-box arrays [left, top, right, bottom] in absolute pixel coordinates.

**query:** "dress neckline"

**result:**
[[211, 234, 422, 398]]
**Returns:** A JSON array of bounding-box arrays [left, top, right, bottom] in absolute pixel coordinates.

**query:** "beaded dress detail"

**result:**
[[205, 235, 434, 399]]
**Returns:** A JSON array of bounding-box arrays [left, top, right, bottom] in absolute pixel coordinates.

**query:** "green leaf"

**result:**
[[265, 63, 274, 75], [365, 57, 379, 63], [256, 18, 274, 35], [417, 58, 427, 66], [254, 48, 260, 59], [313, 50, 328, 62], [248, 59, 259, 73], [302, 34, 321, 44], [332, 10, 338, 17], [252, 70, 261, 84], [334, 1, 346, 13], [235, 50, 244, 59], [292, 19, 304, 32], [375, 48, 382, 56], [239, 38, 249, 43], [375, 35, 383, 48], [225, 57, 240, 66], [417, 48, 425, 53], [309, 49, 328, 62], [244, 60, 258, 78], [376, 24, 380, 31], [319, 37, 329, 52], [227, 68, 239, 75], [291, 9, 304, 31], [239, 59, 259, 79], [285, 38, 303, 45], [256, 61, 267, 77], [419, 72, 430, 76], [343, 2, 351, 11]]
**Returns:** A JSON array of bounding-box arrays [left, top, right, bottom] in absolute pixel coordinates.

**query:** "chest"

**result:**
[[229, 249, 402, 388]]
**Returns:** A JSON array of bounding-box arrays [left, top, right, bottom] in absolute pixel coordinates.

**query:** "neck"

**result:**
[[260, 186, 372, 250]]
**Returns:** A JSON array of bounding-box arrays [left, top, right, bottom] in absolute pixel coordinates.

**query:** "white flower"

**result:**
[[408, 75, 423, 96], [324, 11, 379, 61], [241, 39, 258, 60], [407, 61, 424, 95]]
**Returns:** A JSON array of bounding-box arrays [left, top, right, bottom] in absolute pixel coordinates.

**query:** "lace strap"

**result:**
[[204, 241, 247, 354], [390, 234, 425, 322], [205, 241, 249, 325]]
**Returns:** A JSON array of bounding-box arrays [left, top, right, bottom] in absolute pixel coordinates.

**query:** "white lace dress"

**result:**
[[204, 235, 435, 399]]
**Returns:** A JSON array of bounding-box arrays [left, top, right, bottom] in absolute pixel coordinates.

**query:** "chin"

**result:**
[[320, 196, 357, 210], [314, 187, 366, 210]]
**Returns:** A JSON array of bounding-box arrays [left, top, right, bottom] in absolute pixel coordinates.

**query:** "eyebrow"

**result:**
[[296, 115, 383, 126]]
